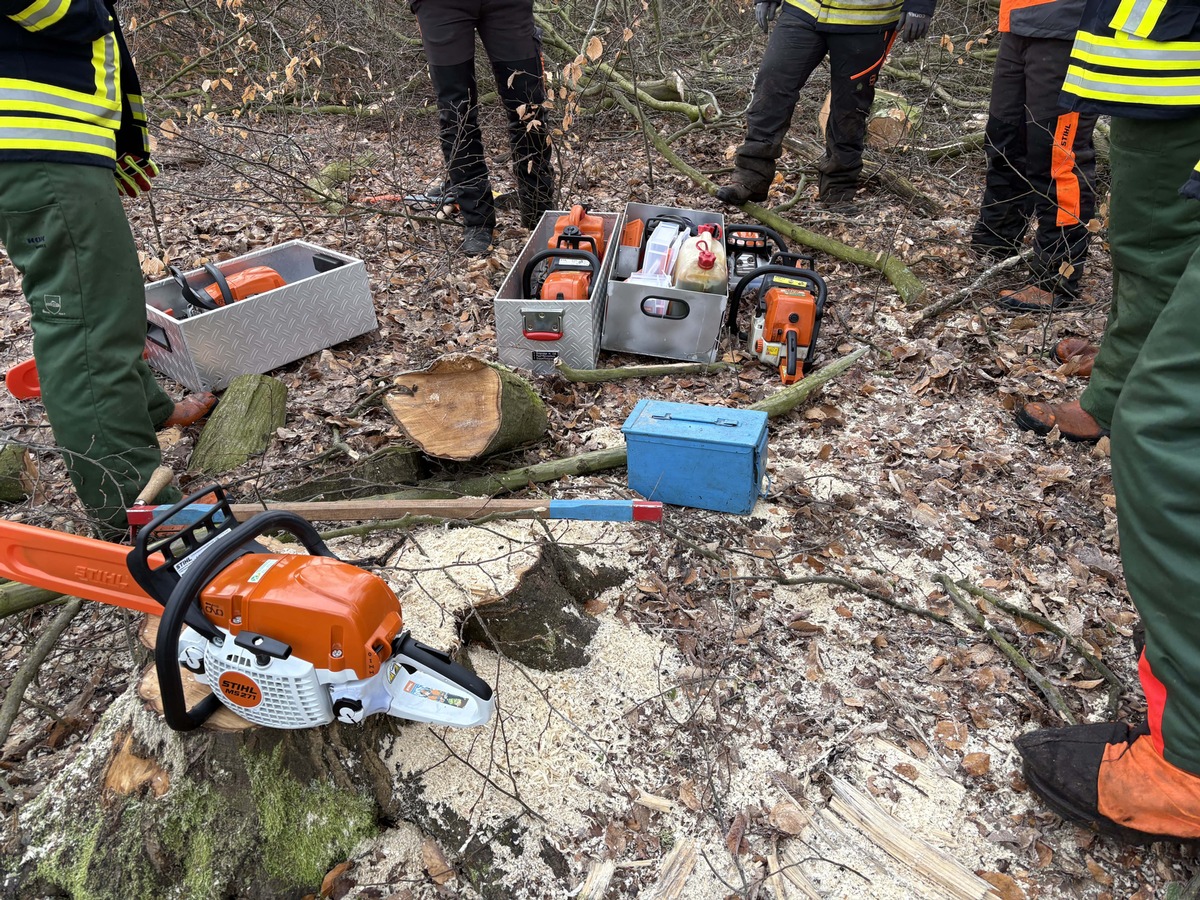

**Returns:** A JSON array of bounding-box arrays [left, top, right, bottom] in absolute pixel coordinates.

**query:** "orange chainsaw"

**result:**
[[0, 486, 494, 732], [727, 261, 828, 385]]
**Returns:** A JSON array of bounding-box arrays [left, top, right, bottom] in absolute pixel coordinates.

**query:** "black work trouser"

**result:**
[[733, 9, 893, 200], [413, 0, 554, 229], [971, 32, 1098, 297]]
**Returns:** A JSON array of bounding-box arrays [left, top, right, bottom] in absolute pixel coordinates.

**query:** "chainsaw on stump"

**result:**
[[0, 485, 495, 732]]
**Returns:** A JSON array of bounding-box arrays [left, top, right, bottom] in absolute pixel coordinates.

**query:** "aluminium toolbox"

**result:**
[[494, 208, 622, 375], [143, 240, 377, 392], [622, 399, 768, 514], [602, 202, 727, 364]]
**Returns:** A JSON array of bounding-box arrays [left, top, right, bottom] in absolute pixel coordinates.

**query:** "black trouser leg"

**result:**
[[427, 60, 495, 229], [491, 54, 555, 227], [734, 11, 829, 192], [1021, 38, 1098, 297], [819, 28, 892, 200], [972, 33, 1033, 255]]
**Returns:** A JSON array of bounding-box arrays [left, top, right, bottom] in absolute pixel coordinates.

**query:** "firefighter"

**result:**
[[411, 0, 556, 257], [0, 0, 214, 533], [1014, 0, 1200, 840], [969, 0, 1097, 311], [715, 0, 935, 208]]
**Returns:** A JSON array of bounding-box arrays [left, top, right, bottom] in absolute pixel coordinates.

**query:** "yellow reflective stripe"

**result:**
[[0, 81, 121, 127], [783, 0, 900, 22], [1064, 65, 1200, 102], [1109, 0, 1166, 37], [0, 115, 117, 158], [93, 34, 118, 103], [0, 137, 116, 158], [128, 93, 146, 123], [1072, 46, 1200, 70], [8, 0, 68, 32]]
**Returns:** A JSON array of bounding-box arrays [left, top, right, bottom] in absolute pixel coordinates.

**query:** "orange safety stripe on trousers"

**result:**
[[999, 0, 1058, 31], [1140, 649, 1169, 758], [1052, 111, 1084, 227]]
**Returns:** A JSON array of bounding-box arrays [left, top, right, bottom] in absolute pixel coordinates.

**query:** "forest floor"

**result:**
[[2, 10, 1199, 899]]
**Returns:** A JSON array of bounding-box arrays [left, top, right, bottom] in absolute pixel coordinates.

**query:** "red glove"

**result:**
[[115, 154, 161, 198]]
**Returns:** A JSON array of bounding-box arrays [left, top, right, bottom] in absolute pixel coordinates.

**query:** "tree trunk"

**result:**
[[270, 445, 425, 501], [0, 443, 35, 504], [189, 374, 287, 474], [384, 355, 547, 461]]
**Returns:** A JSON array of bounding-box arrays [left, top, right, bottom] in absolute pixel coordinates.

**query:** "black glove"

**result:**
[[897, 11, 931, 41], [756, 0, 781, 32]]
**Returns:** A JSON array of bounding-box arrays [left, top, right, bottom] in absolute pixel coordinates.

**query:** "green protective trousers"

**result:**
[[1081, 117, 1200, 429], [1106, 115, 1200, 775], [0, 161, 180, 531]]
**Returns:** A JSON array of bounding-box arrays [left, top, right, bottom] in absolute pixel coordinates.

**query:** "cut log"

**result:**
[[461, 542, 626, 671], [0, 580, 63, 618], [384, 355, 547, 461], [819, 89, 921, 150], [189, 374, 287, 474], [271, 445, 425, 501], [0, 443, 36, 503]]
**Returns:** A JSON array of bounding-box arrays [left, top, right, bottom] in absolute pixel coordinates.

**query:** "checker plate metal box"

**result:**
[[495, 209, 622, 375], [622, 399, 768, 515], [602, 203, 728, 364], [144, 240, 377, 392]]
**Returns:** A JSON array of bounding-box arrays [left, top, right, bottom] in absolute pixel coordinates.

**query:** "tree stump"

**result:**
[[384, 355, 547, 461], [0, 443, 35, 503], [461, 542, 627, 671], [819, 89, 920, 150], [272, 445, 426, 501], [189, 374, 287, 474]]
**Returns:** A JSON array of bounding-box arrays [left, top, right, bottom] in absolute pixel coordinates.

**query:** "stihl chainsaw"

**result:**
[[0, 486, 494, 732]]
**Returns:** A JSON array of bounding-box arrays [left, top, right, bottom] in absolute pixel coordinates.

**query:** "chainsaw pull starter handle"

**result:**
[[521, 248, 602, 299]]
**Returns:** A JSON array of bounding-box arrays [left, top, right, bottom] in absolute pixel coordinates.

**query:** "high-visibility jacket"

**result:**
[[0, 0, 146, 169], [1062, 0, 1200, 198], [1000, 0, 1087, 38], [783, 0, 934, 31]]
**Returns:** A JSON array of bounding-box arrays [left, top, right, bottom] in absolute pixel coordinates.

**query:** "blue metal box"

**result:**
[[621, 400, 768, 514]]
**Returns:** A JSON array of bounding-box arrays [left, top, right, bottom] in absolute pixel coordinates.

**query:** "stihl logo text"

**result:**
[[218, 671, 263, 708], [73, 565, 129, 587]]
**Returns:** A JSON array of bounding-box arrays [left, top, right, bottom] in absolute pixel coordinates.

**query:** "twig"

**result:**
[[0, 597, 84, 752], [912, 251, 1031, 327], [956, 579, 1126, 717], [936, 576, 1077, 724]]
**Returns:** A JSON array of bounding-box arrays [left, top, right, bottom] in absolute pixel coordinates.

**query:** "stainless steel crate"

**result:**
[[601, 203, 727, 364], [494, 209, 622, 375], [144, 240, 377, 392]]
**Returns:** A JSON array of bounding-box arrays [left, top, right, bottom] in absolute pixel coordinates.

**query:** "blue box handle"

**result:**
[[649, 413, 739, 427]]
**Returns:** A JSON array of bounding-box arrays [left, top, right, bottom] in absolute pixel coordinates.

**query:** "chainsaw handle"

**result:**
[[154, 509, 339, 731], [202, 263, 236, 307], [169, 265, 220, 312], [521, 249, 601, 299], [726, 265, 827, 335], [725, 224, 788, 256]]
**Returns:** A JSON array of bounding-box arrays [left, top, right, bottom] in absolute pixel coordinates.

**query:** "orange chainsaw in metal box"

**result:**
[[522, 205, 606, 301], [0, 486, 494, 732], [727, 255, 828, 385]]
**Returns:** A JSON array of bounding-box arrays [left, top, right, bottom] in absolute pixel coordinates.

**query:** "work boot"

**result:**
[[161, 392, 217, 428], [1016, 721, 1200, 843], [1054, 337, 1099, 377], [999, 285, 1072, 312], [1015, 400, 1109, 442], [461, 226, 493, 258], [716, 179, 768, 206]]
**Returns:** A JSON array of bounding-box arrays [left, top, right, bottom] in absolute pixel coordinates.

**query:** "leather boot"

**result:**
[[1017, 721, 1200, 843], [1054, 337, 1099, 377], [1015, 400, 1109, 442], [999, 284, 1072, 311], [716, 177, 769, 206], [161, 392, 216, 428]]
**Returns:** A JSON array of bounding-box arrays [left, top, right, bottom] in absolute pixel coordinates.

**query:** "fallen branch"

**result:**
[[937, 575, 1077, 724], [747, 346, 868, 418], [0, 597, 83, 752], [957, 579, 1126, 718], [554, 359, 733, 383], [912, 251, 1030, 328], [611, 92, 926, 305], [0, 581, 65, 619]]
